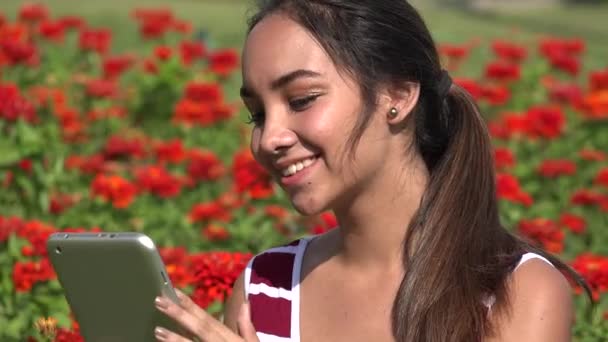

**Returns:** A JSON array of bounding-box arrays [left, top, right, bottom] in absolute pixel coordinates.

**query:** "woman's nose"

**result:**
[[259, 118, 297, 156]]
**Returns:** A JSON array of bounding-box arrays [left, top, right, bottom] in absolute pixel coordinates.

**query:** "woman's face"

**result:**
[[241, 14, 396, 215]]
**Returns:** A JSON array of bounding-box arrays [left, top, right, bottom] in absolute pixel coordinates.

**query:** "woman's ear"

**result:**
[[384, 81, 421, 124]]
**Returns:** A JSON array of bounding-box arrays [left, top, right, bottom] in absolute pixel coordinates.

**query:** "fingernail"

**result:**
[[155, 296, 168, 310], [154, 326, 168, 340]]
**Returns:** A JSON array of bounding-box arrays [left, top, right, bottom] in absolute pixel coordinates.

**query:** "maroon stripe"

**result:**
[[250, 252, 294, 290], [249, 293, 291, 337]]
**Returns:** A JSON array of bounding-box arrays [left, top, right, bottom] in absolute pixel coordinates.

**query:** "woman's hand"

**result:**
[[154, 289, 259, 342]]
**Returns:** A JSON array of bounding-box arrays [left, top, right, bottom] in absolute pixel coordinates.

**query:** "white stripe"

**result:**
[[514, 252, 553, 272], [291, 238, 311, 342], [249, 282, 293, 300], [244, 258, 254, 298], [256, 332, 293, 342], [262, 245, 299, 254]]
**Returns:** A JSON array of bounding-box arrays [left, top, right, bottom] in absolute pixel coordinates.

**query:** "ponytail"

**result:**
[[391, 83, 592, 341]]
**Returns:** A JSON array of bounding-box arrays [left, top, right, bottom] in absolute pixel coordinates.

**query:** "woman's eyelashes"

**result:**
[[288, 94, 321, 112], [246, 94, 322, 126]]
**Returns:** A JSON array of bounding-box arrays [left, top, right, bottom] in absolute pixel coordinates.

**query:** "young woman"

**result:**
[[153, 1, 590, 341]]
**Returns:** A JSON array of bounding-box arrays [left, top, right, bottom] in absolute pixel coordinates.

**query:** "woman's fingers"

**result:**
[[237, 302, 259, 342], [154, 326, 192, 342], [155, 289, 243, 341]]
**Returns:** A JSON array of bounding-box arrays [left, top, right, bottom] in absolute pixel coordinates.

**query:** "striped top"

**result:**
[[243, 237, 553, 342]]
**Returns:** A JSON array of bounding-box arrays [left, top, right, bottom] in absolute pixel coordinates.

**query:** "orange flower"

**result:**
[[578, 90, 608, 120], [202, 224, 231, 241], [90, 174, 137, 208]]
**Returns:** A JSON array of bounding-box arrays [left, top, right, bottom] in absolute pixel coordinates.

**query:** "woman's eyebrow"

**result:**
[[240, 69, 322, 99]]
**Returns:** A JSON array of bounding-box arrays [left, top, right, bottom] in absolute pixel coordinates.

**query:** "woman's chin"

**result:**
[[290, 196, 327, 217]]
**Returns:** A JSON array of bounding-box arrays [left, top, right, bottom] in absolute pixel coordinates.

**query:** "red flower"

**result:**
[[154, 45, 172, 61], [496, 173, 533, 207], [454, 78, 483, 100], [537, 159, 577, 178], [491, 40, 527, 63], [202, 224, 231, 241], [185, 82, 222, 102], [548, 53, 580, 76], [132, 8, 174, 40], [518, 218, 564, 253], [489, 112, 527, 139], [143, 58, 158, 74], [0, 216, 23, 242], [439, 44, 469, 60], [232, 149, 273, 199], [209, 49, 239, 77], [189, 251, 251, 309], [480, 84, 510, 106], [1, 40, 38, 66], [38, 20, 66, 43], [570, 189, 603, 206], [189, 201, 232, 224], [590, 68, 608, 92], [172, 82, 234, 126], [595, 167, 608, 188], [103, 135, 147, 160], [540, 37, 585, 58], [49, 193, 78, 215], [579, 149, 606, 162], [54, 328, 84, 342], [542, 77, 583, 105], [485, 61, 521, 82], [102, 54, 135, 79], [154, 139, 186, 164], [559, 213, 586, 234], [571, 253, 608, 300], [65, 154, 114, 175], [79, 28, 111, 54], [90, 174, 137, 209], [18, 159, 33, 173], [494, 148, 515, 169], [19, 3, 49, 22], [12, 258, 55, 292], [0, 82, 38, 123], [186, 149, 225, 183], [85, 79, 117, 98], [525, 106, 565, 139], [134, 165, 182, 198], [180, 41, 206, 66]]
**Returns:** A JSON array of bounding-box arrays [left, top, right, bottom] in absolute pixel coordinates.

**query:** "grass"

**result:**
[[1, 0, 606, 75]]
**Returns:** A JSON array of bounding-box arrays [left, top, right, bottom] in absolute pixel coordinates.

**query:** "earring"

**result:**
[[388, 107, 398, 118]]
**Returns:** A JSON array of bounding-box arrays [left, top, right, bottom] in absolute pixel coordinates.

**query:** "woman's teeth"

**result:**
[[282, 157, 316, 177]]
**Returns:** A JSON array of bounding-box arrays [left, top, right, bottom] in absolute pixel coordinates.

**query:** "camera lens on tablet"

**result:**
[[55, 246, 62, 254]]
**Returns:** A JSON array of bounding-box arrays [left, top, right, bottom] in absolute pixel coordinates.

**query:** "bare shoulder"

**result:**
[[222, 270, 246, 333], [488, 258, 574, 342]]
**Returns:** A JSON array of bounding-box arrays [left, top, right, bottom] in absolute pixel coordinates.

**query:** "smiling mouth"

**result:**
[[281, 156, 318, 177]]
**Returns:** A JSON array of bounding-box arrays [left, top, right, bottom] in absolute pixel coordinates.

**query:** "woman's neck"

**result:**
[[332, 155, 429, 272]]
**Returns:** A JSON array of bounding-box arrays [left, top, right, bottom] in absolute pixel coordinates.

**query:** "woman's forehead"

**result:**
[[242, 14, 332, 86]]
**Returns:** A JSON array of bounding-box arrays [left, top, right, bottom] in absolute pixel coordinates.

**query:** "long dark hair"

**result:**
[[247, 1, 592, 340]]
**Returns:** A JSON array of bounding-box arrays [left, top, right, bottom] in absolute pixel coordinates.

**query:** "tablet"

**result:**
[[47, 232, 185, 342]]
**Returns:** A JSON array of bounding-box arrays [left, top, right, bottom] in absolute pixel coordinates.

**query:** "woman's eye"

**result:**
[[289, 94, 320, 111]]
